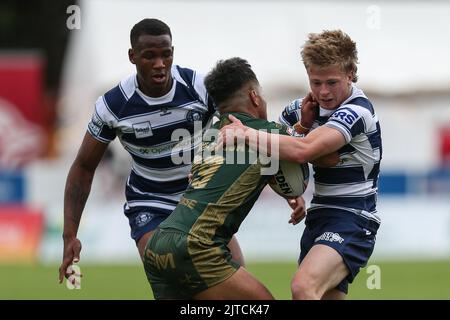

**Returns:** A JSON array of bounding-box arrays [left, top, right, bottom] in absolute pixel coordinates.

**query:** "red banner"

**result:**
[[440, 127, 450, 167], [0, 206, 44, 262], [0, 53, 46, 168]]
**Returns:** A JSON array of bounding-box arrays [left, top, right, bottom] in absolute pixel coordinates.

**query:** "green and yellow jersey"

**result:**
[[144, 112, 291, 299], [159, 112, 289, 246]]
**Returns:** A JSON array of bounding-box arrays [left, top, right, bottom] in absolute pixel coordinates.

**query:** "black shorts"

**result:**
[[299, 208, 380, 294]]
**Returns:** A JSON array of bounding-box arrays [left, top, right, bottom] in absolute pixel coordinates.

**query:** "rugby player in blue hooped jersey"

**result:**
[[222, 30, 382, 299], [58, 19, 245, 284]]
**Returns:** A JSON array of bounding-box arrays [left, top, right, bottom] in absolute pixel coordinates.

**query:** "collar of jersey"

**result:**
[[134, 75, 177, 105], [221, 111, 256, 121]]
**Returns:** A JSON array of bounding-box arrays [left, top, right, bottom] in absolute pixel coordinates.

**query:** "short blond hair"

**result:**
[[301, 30, 359, 82]]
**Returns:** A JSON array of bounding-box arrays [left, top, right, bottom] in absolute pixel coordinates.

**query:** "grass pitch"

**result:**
[[1, 260, 450, 299]]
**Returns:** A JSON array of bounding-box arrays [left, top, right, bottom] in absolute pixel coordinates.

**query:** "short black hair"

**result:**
[[204, 57, 258, 107], [130, 18, 172, 48]]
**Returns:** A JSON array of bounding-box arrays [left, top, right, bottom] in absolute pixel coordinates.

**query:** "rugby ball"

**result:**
[[268, 160, 309, 198]]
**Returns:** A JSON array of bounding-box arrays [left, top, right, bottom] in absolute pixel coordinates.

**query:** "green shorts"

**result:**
[[143, 228, 240, 299]]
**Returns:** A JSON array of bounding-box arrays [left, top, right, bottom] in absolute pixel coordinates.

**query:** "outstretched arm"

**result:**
[[58, 133, 108, 283], [220, 115, 346, 164], [287, 125, 345, 164]]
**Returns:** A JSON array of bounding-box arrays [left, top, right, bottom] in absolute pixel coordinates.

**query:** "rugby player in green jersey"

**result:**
[[142, 57, 300, 299]]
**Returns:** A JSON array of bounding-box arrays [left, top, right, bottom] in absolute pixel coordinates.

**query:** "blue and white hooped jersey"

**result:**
[[279, 86, 382, 224], [87, 65, 215, 216]]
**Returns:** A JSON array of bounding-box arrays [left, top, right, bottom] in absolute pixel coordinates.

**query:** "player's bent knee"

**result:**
[[291, 275, 322, 300]]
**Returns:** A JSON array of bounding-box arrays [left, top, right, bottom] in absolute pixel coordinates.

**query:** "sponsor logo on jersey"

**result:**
[[133, 121, 153, 138], [315, 232, 344, 244], [186, 110, 203, 122], [332, 110, 357, 125], [160, 107, 172, 116], [128, 132, 203, 159], [136, 142, 177, 156], [286, 101, 299, 114], [88, 113, 104, 136]]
